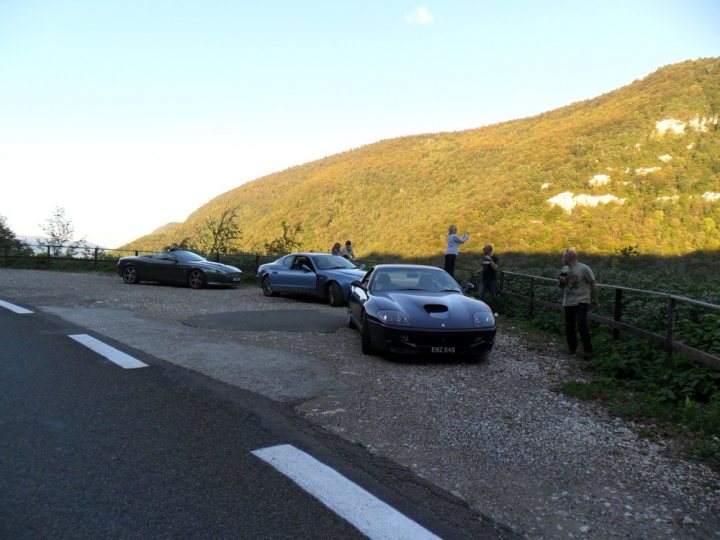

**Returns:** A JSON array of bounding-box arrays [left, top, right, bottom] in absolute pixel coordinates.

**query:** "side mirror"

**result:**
[[358, 263, 366, 270]]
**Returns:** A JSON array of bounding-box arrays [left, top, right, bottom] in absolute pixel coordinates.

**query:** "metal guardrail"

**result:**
[[500, 271, 720, 371]]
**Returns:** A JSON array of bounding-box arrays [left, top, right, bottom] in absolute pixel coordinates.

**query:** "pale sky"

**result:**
[[1, 0, 719, 248]]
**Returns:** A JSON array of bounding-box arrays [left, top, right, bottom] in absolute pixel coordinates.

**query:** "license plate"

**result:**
[[232, 277, 242, 282], [431, 346, 456, 353]]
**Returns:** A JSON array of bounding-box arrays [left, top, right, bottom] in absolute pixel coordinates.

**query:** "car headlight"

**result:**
[[377, 310, 410, 327], [473, 312, 494, 327]]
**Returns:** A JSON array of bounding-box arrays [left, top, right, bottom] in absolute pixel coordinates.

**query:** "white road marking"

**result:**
[[252, 444, 440, 540], [68, 334, 148, 369], [0, 299, 33, 314]]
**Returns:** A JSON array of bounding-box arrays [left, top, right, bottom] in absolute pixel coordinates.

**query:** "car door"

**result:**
[[151, 253, 184, 283], [281, 255, 317, 294], [271, 255, 312, 293], [137, 254, 173, 282]]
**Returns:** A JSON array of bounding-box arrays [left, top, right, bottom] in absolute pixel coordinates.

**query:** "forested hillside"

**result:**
[[125, 58, 720, 258]]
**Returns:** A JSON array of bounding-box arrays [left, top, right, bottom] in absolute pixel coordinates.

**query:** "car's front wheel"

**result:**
[[327, 282, 344, 307], [361, 314, 374, 355], [188, 269, 206, 289], [121, 265, 140, 284], [261, 275, 276, 297]]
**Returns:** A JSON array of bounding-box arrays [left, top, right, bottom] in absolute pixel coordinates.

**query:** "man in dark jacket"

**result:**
[[475, 244, 500, 316]]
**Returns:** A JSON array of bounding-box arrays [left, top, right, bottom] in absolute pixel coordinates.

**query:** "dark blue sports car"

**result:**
[[256, 252, 366, 307], [347, 264, 496, 360], [117, 249, 243, 289]]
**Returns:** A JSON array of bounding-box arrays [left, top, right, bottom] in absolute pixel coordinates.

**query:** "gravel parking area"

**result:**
[[1, 268, 719, 539]]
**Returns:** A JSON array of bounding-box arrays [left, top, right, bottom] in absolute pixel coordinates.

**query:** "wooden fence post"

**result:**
[[613, 288, 623, 341], [528, 277, 535, 318], [666, 297, 676, 363]]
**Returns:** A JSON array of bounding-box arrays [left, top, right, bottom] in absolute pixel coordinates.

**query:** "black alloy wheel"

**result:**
[[188, 269, 207, 289], [327, 282, 344, 307], [361, 314, 374, 355], [261, 275, 276, 296], [122, 265, 140, 284]]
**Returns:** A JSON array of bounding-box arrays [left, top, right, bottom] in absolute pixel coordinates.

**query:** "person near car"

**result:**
[[331, 242, 342, 256], [443, 225, 468, 278], [558, 248, 599, 360], [340, 240, 356, 260], [475, 244, 501, 316]]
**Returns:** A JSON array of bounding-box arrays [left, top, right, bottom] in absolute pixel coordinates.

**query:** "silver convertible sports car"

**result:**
[[117, 249, 243, 289], [257, 252, 366, 306], [347, 264, 496, 361]]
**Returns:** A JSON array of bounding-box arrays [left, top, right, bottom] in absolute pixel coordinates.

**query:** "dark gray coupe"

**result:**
[[117, 250, 242, 289]]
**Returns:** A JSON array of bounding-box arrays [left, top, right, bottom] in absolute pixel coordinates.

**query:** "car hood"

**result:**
[[375, 291, 494, 330], [324, 268, 366, 280], [195, 260, 241, 273]]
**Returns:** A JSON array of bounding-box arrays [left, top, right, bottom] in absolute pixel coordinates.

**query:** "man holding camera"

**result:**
[[558, 248, 599, 360]]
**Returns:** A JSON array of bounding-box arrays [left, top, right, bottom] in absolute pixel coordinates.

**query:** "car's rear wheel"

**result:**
[[188, 269, 206, 289], [261, 275, 276, 297], [361, 314, 374, 355], [122, 265, 140, 284], [327, 282, 344, 307]]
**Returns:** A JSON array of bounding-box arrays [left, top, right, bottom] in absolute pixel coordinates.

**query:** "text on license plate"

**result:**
[[431, 346, 456, 353], [232, 277, 242, 281]]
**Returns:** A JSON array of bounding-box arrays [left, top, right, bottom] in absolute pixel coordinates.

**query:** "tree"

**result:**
[[193, 206, 243, 255], [0, 215, 31, 254], [263, 221, 303, 256], [40, 207, 89, 257]]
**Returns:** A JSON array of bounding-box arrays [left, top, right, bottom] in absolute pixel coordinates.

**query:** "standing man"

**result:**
[[476, 244, 501, 316], [558, 248, 599, 359], [444, 225, 469, 278]]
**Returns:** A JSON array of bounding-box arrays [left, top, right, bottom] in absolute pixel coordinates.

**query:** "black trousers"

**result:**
[[477, 279, 501, 314], [444, 254, 457, 278], [564, 303, 592, 353]]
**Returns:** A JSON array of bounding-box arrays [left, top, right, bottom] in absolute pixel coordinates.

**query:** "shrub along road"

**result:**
[[1, 268, 719, 539]]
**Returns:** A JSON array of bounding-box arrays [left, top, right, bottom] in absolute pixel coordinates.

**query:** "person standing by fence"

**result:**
[[443, 225, 468, 278], [558, 248, 599, 360], [475, 244, 501, 316]]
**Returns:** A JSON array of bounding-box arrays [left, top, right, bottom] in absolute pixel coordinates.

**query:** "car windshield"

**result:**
[[313, 254, 358, 270], [371, 268, 461, 293], [171, 251, 207, 263]]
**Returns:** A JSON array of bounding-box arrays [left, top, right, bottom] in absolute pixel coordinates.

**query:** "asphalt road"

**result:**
[[0, 302, 514, 539]]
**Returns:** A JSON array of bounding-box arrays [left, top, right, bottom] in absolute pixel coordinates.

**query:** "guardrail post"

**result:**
[[528, 277, 535, 318], [93, 247, 99, 270], [666, 297, 676, 363], [613, 288, 622, 341]]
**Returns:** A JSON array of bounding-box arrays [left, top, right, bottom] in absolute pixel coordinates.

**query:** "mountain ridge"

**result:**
[[124, 57, 720, 258]]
